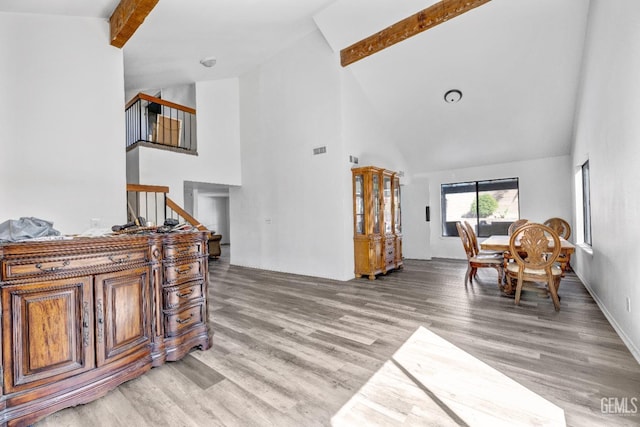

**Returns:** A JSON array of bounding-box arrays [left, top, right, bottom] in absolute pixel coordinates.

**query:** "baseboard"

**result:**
[[575, 270, 640, 365]]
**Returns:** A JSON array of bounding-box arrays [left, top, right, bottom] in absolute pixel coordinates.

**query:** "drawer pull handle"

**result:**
[[96, 299, 104, 343], [177, 288, 195, 298], [109, 254, 130, 264], [176, 314, 193, 324], [174, 265, 193, 275], [35, 260, 70, 272], [177, 247, 192, 254], [82, 301, 90, 347]]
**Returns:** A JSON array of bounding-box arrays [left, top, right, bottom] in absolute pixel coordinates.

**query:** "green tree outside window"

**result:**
[[471, 194, 498, 218]]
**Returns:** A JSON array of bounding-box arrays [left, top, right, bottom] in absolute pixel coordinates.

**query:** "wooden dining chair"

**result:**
[[543, 217, 571, 240], [508, 219, 529, 235], [504, 219, 529, 275], [505, 223, 563, 311], [456, 222, 504, 289], [543, 217, 572, 274], [463, 221, 502, 257]]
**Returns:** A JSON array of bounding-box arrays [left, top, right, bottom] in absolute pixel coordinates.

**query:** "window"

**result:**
[[441, 178, 520, 237], [582, 160, 592, 246]]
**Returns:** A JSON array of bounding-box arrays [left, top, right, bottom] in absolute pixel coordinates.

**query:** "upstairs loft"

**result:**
[[126, 93, 197, 155]]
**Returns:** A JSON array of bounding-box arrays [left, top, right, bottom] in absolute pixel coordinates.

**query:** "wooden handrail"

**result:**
[[127, 184, 170, 194], [166, 197, 208, 231], [125, 93, 196, 115]]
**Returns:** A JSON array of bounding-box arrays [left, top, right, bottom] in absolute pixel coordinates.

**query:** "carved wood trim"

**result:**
[[109, 0, 159, 48], [340, 0, 492, 67]]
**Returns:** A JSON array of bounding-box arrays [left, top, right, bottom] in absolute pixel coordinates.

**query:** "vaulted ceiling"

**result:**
[[1, 0, 591, 173], [315, 0, 591, 171]]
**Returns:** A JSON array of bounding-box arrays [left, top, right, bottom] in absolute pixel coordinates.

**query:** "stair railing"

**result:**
[[126, 184, 206, 230]]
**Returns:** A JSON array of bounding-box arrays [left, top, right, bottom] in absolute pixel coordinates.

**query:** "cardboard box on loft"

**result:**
[[152, 114, 182, 147]]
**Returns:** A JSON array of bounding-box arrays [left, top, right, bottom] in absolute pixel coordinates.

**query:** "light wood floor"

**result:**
[[37, 247, 640, 426]]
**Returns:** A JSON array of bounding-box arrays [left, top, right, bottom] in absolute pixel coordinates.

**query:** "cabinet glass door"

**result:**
[[354, 174, 364, 235], [394, 177, 402, 233], [372, 174, 380, 234], [383, 175, 392, 234]]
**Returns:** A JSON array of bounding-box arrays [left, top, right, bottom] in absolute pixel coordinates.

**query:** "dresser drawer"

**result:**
[[386, 255, 395, 267], [2, 249, 148, 280], [385, 245, 394, 257], [163, 258, 205, 285], [384, 238, 395, 270], [164, 281, 204, 309], [164, 242, 204, 259], [164, 303, 205, 337]]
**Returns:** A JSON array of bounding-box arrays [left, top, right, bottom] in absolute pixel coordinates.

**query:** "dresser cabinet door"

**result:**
[[94, 267, 151, 366], [2, 276, 94, 394]]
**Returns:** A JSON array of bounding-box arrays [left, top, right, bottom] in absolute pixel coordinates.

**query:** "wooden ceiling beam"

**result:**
[[340, 0, 492, 67], [109, 0, 159, 48]]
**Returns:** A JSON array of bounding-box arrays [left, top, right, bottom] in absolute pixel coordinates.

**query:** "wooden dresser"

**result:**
[[0, 231, 211, 426]]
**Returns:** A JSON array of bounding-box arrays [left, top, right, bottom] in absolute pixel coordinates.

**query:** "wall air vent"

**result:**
[[313, 146, 327, 155]]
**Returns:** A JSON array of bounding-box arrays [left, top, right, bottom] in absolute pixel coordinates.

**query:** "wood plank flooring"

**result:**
[[332, 326, 568, 426], [37, 247, 640, 426]]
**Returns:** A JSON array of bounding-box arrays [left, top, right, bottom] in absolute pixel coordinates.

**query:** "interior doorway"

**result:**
[[184, 181, 231, 245]]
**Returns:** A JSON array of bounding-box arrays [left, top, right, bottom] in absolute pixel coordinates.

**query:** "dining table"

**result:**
[[480, 234, 576, 294]]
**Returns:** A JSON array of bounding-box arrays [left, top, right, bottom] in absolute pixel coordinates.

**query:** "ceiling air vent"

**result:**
[[313, 146, 327, 155]]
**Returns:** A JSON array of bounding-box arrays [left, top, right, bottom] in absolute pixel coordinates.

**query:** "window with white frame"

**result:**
[[582, 160, 592, 246]]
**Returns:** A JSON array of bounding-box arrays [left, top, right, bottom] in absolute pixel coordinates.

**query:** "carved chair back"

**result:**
[[463, 221, 480, 256], [543, 217, 571, 240], [509, 223, 561, 271], [508, 219, 529, 236], [456, 222, 475, 260]]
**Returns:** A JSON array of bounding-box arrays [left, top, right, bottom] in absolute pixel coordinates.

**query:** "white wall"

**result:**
[[162, 84, 196, 109], [134, 78, 241, 204], [570, 0, 640, 360], [231, 30, 353, 280], [197, 195, 230, 243], [341, 71, 407, 172], [126, 149, 140, 184], [402, 176, 431, 260], [420, 155, 572, 260], [0, 13, 125, 234]]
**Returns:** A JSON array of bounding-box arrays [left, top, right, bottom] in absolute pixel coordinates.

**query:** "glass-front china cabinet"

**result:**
[[352, 166, 403, 279]]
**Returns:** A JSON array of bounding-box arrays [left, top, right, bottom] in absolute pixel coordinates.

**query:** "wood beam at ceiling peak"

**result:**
[[340, 0, 492, 67], [109, 0, 159, 48]]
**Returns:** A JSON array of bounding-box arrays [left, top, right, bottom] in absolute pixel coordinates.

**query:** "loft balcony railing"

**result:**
[[125, 93, 197, 154]]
